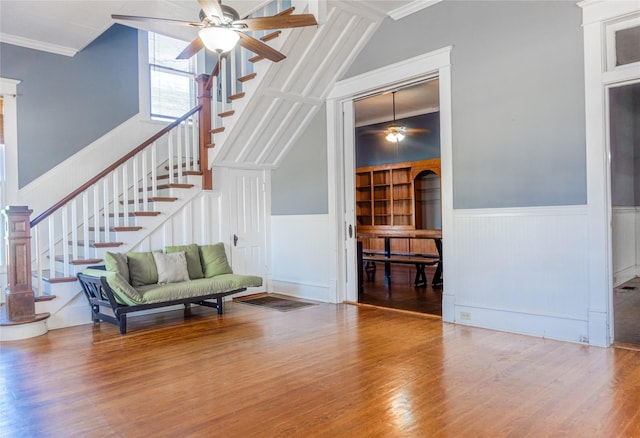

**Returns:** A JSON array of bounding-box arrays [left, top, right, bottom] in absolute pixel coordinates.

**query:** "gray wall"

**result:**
[[610, 83, 640, 207], [271, 104, 328, 215], [0, 24, 139, 187], [344, 0, 587, 209]]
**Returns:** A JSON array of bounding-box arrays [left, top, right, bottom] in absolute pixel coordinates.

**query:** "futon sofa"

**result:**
[[77, 243, 262, 334]]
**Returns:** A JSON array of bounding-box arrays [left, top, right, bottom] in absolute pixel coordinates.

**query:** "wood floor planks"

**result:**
[[1, 301, 640, 436]]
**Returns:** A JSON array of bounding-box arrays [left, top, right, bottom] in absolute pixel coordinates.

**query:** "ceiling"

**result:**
[[0, 0, 424, 56], [354, 80, 440, 127], [0, 0, 438, 121]]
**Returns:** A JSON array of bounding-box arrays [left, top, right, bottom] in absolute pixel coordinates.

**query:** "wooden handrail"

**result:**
[[31, 105, 202, 228]]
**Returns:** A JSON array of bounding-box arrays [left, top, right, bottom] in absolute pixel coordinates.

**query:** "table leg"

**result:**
[[384, 237, 391, 281], [433, 238, 443, 287]]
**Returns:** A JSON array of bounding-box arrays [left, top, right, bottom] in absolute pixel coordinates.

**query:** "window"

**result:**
[[148, 33, 196, 121]]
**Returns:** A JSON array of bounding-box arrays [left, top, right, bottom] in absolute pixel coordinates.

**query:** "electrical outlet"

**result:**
[[460, 311, 472, 321]]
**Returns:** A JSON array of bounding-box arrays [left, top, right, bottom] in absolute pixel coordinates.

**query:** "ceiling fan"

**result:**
[[112, 0, 318, 61], [360, 91, 431, 143]]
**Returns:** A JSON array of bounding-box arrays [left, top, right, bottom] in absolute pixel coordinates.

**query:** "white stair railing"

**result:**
[[29, 108, 201, 294]]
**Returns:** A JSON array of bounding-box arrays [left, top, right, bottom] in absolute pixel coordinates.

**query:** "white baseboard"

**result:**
[[271, 280, 333, 303], [453, 304, 589, 345], [615, 265, 637, 287]]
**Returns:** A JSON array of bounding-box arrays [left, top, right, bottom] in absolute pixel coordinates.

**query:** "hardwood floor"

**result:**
[[359, 264, 442, 316], [2, 300, 640, 437]]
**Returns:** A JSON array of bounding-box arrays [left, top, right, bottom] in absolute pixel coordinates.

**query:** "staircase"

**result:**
[[1, 0, 387, 340]]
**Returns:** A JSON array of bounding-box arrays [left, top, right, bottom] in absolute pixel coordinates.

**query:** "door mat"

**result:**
[[235, 296, 316, 312]]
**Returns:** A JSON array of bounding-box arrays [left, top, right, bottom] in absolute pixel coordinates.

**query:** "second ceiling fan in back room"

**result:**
[[112, 0, 318, 61]]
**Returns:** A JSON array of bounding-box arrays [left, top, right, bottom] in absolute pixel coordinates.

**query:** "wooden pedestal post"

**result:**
[[196, 74, 212, 190], [3, 206, 36, 321]]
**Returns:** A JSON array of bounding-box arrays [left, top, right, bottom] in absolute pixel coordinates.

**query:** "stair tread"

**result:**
[[35, 294, 57, 302], [210, 127, 225, 134], [53, 256, 103, 265], [260, 31, 281, 42], [69, 240, 124, 248], [219, 110, 235, 118], [88, 226, 143, 232], [228, 92, 245, 101], [122, 197, 178, 205], [157, 171, 202, 180], [108, 211, 161, 217], [36, 269, 76, 282], [249, 55, 265, 63], [138, 183, 194, 191], [238, 73, 257, 83], [164, 161, 198, 171]]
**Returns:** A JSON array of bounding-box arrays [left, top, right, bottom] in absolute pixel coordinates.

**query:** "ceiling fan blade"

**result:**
[[237, 32, 286, 62], [111, 14, 201, 27], [176, 38, 205, 60], [198, 0, 224, 20], [407, 128, 432, 134], [233, 14, 317, 31]]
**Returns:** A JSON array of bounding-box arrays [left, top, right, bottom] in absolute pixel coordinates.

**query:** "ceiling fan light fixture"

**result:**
[[199, 26, 239, 53], [385, 91, 407, 143], [385, 125, 406, 143]]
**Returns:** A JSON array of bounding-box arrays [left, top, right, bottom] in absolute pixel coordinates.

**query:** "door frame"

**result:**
[[580, 0, 640, 346], [326, 46, 454, 320]]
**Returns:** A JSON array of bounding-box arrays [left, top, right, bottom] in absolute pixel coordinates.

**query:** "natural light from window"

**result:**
[[148, 33, 196, 121]]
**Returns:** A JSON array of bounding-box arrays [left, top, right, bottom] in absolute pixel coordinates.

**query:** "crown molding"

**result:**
[[388, 0, 443, 21], [0, 33, 77, 57]]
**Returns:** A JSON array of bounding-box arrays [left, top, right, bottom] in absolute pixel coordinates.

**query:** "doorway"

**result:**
[[610, 81, 640, 346], [326, 47, 454, 321], [354, 81, 443, 316]]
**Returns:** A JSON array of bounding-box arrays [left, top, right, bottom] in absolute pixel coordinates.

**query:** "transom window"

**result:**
[[148, 33, 196, 121]]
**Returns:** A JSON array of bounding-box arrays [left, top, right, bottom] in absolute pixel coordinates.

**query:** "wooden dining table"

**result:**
[[357, 230, 443, 289]]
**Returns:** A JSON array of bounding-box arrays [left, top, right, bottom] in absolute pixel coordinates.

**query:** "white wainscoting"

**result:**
[[128, 191, 224, 251], [271, 214, 333, 302], [613, 206, 639, 286], [449, 205, 591, 344]]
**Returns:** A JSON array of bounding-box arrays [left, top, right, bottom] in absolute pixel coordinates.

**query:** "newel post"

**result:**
[[3, 206, 35, 321], [196, 74, 213, 190]]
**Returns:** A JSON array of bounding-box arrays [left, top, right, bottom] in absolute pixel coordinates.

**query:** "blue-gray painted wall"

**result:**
[[0, 24, 139, 188], [356, 112, 440, 168], [271, 1, 587, 214], [343, 1, 586, 209], [271, 104, 328, 215]]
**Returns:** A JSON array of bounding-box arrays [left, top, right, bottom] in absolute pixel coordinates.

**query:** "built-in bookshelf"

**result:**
[[355, 159, 441, 231]]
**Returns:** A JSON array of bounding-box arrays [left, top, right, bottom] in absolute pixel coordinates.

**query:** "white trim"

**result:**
[[326, 46, 453, 312], [328, 47, 453, 100], [138, 30, 151, 119], [388, 0, 443, 21], [0, 34, 77, 57], [0, 78, 21, 95], [604, 14, 640, 72], [0, 78, 20, 215], [581, 0, 640, 347]]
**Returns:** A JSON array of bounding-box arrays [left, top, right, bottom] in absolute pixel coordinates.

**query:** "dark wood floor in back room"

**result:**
[[614, 276, 640, 347], [359, 264, 442, 316]]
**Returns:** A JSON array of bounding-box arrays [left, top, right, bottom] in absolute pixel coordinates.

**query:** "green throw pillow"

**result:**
[[126, 251, 158, 287], [199, 243, 233, 278], [165, 244, 204, 280], [104, 252, 129, 282]]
